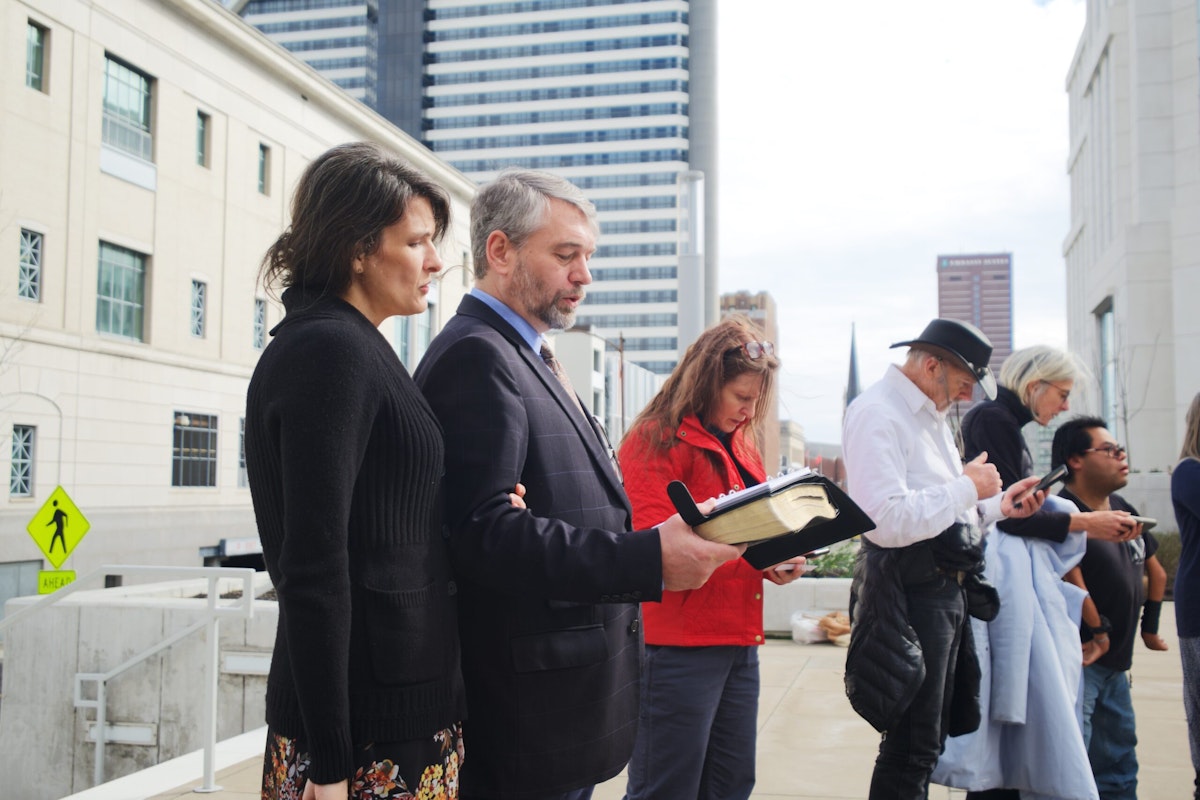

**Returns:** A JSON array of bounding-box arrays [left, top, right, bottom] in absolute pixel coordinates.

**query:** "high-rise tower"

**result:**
[[238, 0, 381, 109], [241, 0, 719, 376], [1063, 0, 1199, 521], [422, 0, 717, 375], [936, 252, 1013, 374], [720, 290, 779, 472]]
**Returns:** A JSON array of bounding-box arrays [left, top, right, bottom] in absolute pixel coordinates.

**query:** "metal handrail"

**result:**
[[1, 565, 258, 793]]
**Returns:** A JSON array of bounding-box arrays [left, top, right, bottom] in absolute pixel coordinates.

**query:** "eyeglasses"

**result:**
[[727, 341, 775, 360], [1083, 443, 1127, 459], [1040, 380, 1071, 402]]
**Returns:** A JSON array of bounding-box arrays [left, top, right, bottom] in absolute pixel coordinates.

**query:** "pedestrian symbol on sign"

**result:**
[[26, 486, 90, 569], [49, 500, 68, 553]]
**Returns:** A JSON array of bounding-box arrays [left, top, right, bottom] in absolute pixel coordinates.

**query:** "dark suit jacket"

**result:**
[[414, 294, 664, 799]]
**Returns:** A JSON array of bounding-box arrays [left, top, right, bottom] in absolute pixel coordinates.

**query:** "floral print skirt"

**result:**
[[261, 723, 463, 800]]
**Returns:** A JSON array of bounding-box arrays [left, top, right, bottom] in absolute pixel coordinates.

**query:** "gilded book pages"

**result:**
[[696, 483, 838, 545]]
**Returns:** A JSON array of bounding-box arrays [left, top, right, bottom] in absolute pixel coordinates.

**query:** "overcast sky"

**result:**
[[717, 0, 1086, 444]]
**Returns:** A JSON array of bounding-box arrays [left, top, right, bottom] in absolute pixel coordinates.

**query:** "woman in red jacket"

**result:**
[[618, 315, 805, 800]]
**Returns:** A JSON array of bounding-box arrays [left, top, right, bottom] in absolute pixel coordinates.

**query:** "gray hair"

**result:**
[[470, 169, 597, 279], [905, 347, 945, 368], [998, 345, 1085, 408]]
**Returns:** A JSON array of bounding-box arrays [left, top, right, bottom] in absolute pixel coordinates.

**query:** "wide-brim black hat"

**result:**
[[890, 318, 997, 400]]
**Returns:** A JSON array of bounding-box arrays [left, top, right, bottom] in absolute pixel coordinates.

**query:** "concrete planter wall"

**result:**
[[762, 576, 852, 635], [0, 577, 276, 800]]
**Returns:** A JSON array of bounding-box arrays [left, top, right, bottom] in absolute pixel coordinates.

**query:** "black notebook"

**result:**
[[667, 472, 875, 570]]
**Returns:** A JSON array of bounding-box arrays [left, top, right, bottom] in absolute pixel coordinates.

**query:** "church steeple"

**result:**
[[844, 322, 860, 412]]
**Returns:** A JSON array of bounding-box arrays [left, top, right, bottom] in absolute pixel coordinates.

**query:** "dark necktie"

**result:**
[[540, 342, 623, 483], [540, 343, 586, 416]]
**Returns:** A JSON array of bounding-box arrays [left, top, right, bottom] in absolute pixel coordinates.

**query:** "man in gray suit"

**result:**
[[415, 170, 740, 800]]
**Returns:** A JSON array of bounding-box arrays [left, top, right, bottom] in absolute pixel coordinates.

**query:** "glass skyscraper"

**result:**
[[241, 0, 718, 374], [238, 0, 381, 108]]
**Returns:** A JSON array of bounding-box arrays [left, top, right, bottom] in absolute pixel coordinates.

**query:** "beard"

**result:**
[[512, 257, 584, 331]]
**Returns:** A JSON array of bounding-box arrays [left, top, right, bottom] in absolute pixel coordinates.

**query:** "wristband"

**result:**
[[1081, 615, 1112, 642], [1142, 599, 1163, 635]]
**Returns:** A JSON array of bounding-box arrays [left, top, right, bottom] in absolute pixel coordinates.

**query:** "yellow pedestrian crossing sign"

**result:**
[[26, 486, 90, 569]]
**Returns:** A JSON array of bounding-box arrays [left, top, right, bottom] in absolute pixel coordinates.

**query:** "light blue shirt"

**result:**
[[470, 288, 545, 353], [933, 494, 1097, 799]]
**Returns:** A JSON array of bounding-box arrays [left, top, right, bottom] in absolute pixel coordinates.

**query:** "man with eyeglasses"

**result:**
[[1051, 415, 1169, 800], [842, 318, 1047, 800]]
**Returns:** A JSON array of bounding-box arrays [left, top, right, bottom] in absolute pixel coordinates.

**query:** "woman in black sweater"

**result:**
[[245, 142, 466, 800], [962, 345, 1134, 543]]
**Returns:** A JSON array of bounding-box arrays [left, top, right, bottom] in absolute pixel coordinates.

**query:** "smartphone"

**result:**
[[1129, 515, 1157, 532], [1016, 464, 1069, 508], [1032, 464, 1069, 494], [774, 548, 830, 572]]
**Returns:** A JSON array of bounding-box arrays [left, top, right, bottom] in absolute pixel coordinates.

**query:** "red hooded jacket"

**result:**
[[618, 414, 770, 646]]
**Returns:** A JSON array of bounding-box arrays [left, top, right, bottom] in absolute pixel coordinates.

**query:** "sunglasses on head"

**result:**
[[726, 341, 775, 360]]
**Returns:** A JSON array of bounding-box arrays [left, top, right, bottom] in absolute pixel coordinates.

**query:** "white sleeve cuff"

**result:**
[[978, 494, 1003, 524]]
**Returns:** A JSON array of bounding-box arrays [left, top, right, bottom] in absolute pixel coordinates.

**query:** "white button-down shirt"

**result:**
[[843, 365, 1003, 548]]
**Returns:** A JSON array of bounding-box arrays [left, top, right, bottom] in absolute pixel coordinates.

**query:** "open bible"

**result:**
[[667, 470, 876, 570]]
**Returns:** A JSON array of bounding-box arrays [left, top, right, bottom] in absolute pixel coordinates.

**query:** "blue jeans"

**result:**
[[1082, 663, 1138, 800], [623, 644, 759, 800]]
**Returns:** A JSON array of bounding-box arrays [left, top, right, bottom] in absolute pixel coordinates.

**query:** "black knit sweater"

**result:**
[[245, 289, 465, 784], [960, 385, 1071, 542]]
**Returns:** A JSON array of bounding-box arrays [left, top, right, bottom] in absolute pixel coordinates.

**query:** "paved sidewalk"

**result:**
[[138, 608, 1191, 800]]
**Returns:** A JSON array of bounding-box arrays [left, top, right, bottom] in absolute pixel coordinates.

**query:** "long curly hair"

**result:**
[[624, 314, 779, 452]]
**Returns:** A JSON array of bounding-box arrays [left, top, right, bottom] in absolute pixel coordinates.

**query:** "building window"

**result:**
[[253, 298, 266, 350], [257, 143, 270, 194], [238, 417, 247, 489], [196, 111, 210, 167], [1097, 300, 1117, 431], [18, 229, 42, 301], [26, 22, 47, 91], [172, 412, 217, 487], [586, 290, 678, 306], [393, 317, 410, 365], [10, 425, 35, 497], [102, 56, 153, 161], [96, 241, 146, 341], [190, 279, 206, 337], [416, 298, 434, 359], [591, 266, 677, 281]]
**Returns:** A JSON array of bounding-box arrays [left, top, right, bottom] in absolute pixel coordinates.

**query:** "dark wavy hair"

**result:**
[[624, 314, 779, 452], [260, 142, 450, 297]]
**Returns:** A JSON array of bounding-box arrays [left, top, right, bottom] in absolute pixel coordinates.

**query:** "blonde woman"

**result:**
[[936, 346, 1133, 800]]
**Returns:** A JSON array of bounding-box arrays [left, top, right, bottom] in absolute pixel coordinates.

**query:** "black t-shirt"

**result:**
[[1058, 487, 1159, 671]]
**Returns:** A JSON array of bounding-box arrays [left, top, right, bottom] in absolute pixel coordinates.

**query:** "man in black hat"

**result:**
[[842, 318, 1047, 800]]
